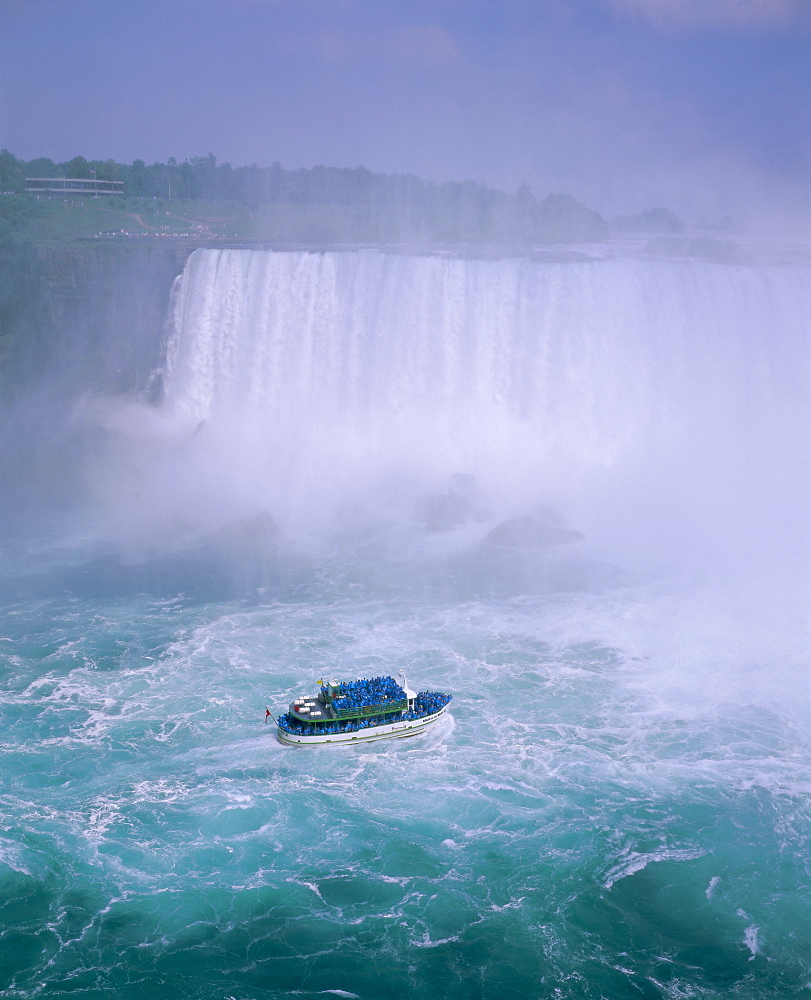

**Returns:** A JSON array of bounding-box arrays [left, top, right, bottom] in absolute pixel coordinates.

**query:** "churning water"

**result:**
[[1, 244, 809, 999]]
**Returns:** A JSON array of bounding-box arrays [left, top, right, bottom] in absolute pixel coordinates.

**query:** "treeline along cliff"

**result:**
[[1, 149, 620, 246]]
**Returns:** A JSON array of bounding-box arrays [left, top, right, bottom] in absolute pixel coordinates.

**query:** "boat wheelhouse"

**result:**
[[274, 672, 451, 746]]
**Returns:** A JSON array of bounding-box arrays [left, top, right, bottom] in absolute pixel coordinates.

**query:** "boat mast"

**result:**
[[398, 670, 416, 713]]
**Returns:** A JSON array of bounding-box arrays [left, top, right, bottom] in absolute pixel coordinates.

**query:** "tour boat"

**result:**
[[272, 672, 452, 746]]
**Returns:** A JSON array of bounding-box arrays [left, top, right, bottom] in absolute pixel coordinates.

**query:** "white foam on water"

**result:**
[[411, 930, 463, 949], [742, 922, 761, 960], [288, 879, 327, 903], [738, 910, 760, 962], [0, 837, 34, 876], [603, 848, 708, 891], [705, 875, 720, 899]]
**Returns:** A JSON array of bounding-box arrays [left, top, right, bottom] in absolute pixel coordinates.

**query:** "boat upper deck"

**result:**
[[289, 675, 410, 723]]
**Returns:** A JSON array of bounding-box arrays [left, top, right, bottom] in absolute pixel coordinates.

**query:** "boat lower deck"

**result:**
[[276, 706, 448, 746]]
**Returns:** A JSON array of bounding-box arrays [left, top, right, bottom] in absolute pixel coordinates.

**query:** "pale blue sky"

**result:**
[[1, 0, 808, 222]]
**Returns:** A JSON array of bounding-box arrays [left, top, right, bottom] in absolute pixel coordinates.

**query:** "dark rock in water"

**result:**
[[414, 491, 470, 531], [484, 514, 583, 549], [531, 504, 565, 527], [214, 510, 280, 553], [448, 473, 477, 505], [414, 473, 482, 531]]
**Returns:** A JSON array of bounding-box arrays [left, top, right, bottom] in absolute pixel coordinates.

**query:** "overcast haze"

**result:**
[[1, 0, 809, 225]]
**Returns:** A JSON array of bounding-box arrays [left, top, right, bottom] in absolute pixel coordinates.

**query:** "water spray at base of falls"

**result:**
[[79, 247, 809, 591]]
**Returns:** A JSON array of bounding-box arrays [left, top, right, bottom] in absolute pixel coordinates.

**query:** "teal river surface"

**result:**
[[1, 246, 809, 998], [1, 542, 808, 1000]]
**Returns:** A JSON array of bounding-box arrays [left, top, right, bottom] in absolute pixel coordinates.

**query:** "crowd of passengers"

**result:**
[[415, 691, 452, 715], [278, 690, 452, 736], [331, 675, 406, 713]]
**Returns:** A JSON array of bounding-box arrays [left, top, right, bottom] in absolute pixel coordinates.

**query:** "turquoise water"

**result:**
[[1, 247, 809, 998], [2, 541, 808, 1000]]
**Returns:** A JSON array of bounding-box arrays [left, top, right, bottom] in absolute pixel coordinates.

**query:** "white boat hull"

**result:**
[[276, 705, 449, 746]]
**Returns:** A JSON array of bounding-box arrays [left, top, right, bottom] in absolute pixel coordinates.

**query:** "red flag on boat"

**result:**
[[265, 707, 271, 723]]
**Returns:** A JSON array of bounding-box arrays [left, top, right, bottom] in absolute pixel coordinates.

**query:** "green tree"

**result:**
[[0, 150, 25, 192], [129, 159, 149, 196], [24, 157, 58, 179], [88, 158, 119, 182], [63, 156, 91, 178], [0, 195, 41, 245]]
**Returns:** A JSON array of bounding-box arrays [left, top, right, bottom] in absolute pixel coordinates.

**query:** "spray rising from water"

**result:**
[[83, 246, 808, 590]]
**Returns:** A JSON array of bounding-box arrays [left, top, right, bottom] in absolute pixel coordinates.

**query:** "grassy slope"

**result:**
[[3, 195, 252, 245], [3, 196, 418, 246]]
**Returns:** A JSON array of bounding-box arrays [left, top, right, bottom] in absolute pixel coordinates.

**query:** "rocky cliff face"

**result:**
[[0, 243, 191, 520], [0, 243, 190, 398]]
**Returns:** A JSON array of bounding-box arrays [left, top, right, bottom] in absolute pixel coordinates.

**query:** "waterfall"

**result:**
[[119, 246, 804, 573]]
